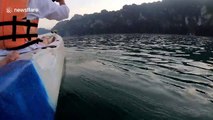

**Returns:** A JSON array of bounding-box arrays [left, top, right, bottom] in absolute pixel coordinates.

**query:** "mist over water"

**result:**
[[55, 34, 213, 120]]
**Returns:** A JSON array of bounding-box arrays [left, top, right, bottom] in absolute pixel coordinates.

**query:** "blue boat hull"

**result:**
[[0, 60, 54, 120]]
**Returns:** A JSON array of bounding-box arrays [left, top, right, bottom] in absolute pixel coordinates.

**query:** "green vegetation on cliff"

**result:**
[[53, 0, 213, 36]]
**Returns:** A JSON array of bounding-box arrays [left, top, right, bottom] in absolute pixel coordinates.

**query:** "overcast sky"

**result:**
[[39, 0, 161, 29]]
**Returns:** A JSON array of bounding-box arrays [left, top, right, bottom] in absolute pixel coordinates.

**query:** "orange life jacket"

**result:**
[[0, 0, 39, 50]]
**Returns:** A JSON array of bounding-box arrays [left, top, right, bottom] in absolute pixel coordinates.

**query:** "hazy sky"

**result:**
[[39, 0, 161, 29]]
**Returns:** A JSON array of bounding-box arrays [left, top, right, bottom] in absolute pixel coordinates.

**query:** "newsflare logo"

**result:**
[[6, 7, 39, 14], [6, 7, 13, 13]]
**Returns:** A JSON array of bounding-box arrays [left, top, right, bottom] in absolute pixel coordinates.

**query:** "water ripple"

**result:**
[[58, 34, 213, 120]]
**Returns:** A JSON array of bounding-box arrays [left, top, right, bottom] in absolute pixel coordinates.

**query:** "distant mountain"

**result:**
[[52, 0, 213, 37], [38, 28, 50, 35]]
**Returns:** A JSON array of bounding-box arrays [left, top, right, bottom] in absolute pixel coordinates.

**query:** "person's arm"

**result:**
[[28, 0, 70, 21]]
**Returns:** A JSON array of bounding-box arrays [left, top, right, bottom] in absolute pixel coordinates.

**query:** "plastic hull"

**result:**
[[0, 33, 64, 120]]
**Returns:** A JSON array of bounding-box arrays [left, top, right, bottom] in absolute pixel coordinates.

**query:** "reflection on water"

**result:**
[[56, 34, 213, 120]]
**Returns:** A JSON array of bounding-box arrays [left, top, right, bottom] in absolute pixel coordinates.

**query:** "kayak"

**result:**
[[0, 33, 64, 120]]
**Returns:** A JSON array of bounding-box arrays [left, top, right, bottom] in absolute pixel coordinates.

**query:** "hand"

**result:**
[[56, 0, 65, 5], [0, 51, 19, 67], [6, 51, 20, 63]]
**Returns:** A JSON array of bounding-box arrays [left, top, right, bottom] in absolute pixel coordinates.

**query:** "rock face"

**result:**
[[52, 0, 213, 37]]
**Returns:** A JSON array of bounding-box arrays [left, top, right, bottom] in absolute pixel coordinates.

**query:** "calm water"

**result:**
[[55, 34, 213, 120]]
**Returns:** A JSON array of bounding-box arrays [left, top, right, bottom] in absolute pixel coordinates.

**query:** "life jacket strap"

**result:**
[[0, 21, 38, 27], [0, 34, 38, 41], [6, 38, 43, 50], [0, 16, 38, 42]]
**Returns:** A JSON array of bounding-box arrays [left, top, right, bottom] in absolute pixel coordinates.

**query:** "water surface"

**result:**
[[56, 34, 213, 120]]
